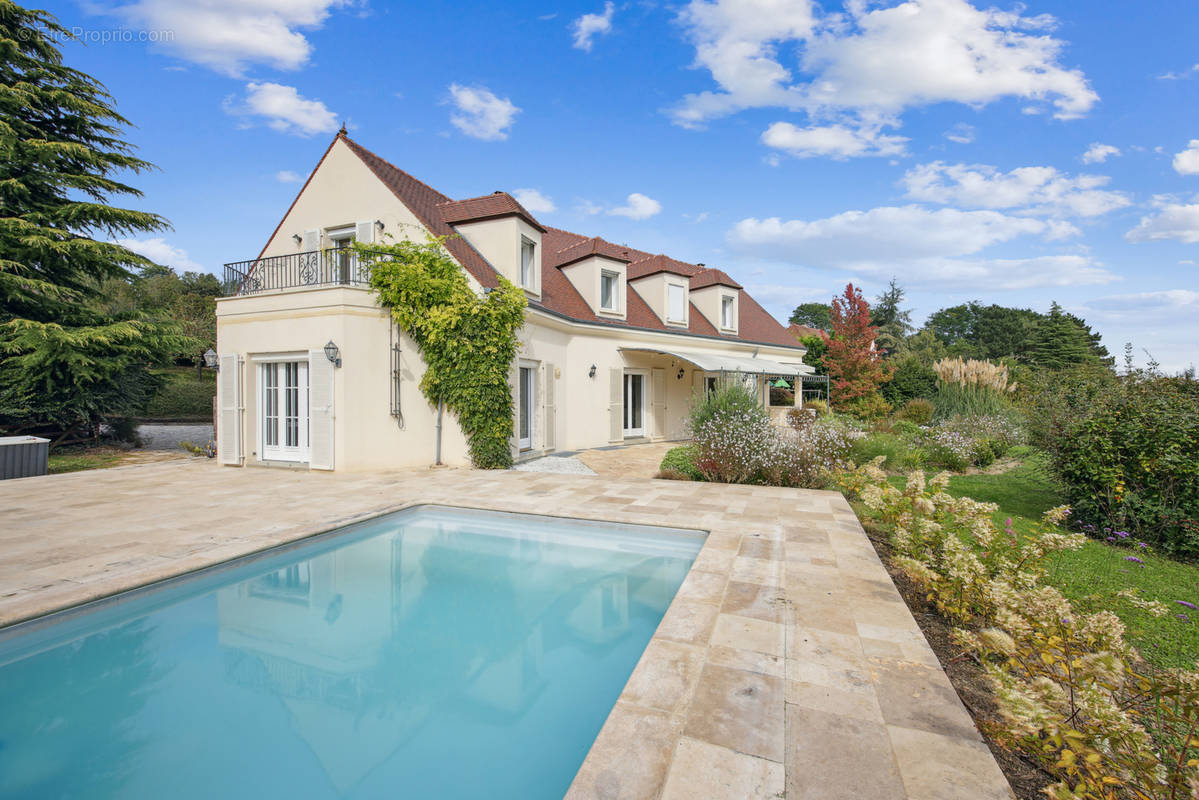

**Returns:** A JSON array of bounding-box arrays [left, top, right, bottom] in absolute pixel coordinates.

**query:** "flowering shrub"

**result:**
[[841, 458, 1199, 799], [691, 408, 859, 488], [915, 414, 1025, 470]]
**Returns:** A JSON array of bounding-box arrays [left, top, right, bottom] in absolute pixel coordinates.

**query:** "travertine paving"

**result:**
[[0, 460, 1012, 799]]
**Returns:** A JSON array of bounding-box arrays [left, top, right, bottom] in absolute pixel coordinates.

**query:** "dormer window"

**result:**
[[667, 283, 687, 323], [601, 270, 619, 311], [520, 237, 536, 289], [721, 295, 734, 328]]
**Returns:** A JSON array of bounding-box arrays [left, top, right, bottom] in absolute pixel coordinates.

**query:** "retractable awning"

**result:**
[[619, 347, 813, 377]]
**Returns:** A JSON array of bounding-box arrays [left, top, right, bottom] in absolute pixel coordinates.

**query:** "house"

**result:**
[[214, 131, 810, 471], [788, 323, 825, 341]]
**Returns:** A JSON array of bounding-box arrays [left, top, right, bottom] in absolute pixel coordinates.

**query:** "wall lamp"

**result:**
[[203, 348, 219, 370], [292, 233, 303, 246], [676, 368, 685, 380], [588, 364, 597, 378], [324, 340, 342, 368]]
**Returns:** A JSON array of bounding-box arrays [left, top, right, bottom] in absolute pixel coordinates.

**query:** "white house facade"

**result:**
[[214, 132, 811, 471]]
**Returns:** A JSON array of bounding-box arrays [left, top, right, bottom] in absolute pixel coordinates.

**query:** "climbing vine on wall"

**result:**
[[358, 235, 526, 469]]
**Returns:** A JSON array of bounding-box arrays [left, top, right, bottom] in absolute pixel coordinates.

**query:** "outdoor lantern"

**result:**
[[292, 233, 302, 246], [203, 348, 219, 370], [588, 364, 597, 378], [677, 368, 685, 380], [324, 340, 342, 368]]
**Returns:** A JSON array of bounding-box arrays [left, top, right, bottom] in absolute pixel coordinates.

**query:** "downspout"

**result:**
[[434, 399, 444, 466]]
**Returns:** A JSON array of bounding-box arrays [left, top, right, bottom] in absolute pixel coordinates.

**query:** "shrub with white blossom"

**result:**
[[839, 458, 1199, 800]]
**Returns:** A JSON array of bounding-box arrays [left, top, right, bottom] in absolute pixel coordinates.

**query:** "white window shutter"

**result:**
[[651, 367, 666, 440], [302, 229, 319, 251], [608, 368, 623, 443], [355, 220, 375, 244], [308, 351, 335, 470], [217, 355, 241, 465], [543, 363, 556, 450], [692, 371, 705, 398]]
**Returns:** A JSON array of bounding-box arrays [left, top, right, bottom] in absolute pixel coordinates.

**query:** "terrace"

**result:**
[[0, 460, 1010, 799]]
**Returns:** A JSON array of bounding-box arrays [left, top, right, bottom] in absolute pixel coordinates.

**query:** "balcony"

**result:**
[[223, 249, 370, 296]]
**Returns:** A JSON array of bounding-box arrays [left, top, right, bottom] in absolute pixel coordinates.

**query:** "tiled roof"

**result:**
[[690, 268, 742, 290], [334, 133, 799, 350], [788, 323, 825, 340], [550, 236, 635, 268], [627, 253, 699, 281], [438, 192, 546, 232]]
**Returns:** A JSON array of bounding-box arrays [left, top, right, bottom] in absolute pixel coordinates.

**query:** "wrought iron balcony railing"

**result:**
[[222, 249, 371, 296]]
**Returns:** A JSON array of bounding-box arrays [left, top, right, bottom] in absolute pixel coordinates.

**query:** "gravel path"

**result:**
[[136, 423, 214, 451], [511, 455, 596, 475]]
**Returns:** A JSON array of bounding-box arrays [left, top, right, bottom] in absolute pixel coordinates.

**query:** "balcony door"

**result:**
[[260, 360, 309, 462]]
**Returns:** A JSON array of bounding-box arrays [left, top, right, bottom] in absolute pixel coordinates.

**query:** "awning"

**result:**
[[619, 347, 814, 377]]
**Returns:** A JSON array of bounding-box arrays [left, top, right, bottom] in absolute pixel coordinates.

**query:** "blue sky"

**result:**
[[46, 0, 1199, 370]]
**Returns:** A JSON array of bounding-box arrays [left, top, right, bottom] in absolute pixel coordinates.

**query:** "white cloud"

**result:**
[[902, 162, 1131, 217], [275, 170, 303, 183], [1172, 140, 1199, 175], [1158, 65, 1199, 80], [726, 204, 1116, 289], [1084, 289, 1199, 319], [1082, 142, 1120, 164], [447, 84, 519, 141], [572, 2, 615, 51], [225, 82, 338, 137], [512, 188, 556, 214], [607, 193, 662, 220], [114, 0, 348, 76], [1125, 200, 1199, 244], [113, 237, 203, 272], [944, 123, 975, 144], [762, 122, 907, 159], [672, 0, 1097, 155]]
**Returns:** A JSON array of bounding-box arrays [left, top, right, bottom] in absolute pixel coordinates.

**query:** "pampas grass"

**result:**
[[933, 357, 1015, 418]]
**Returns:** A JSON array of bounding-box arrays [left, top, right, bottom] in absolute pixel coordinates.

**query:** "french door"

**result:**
[[261, 361, 309, 462], [623, 371, 646, 438], [518, 366, 535, 451]]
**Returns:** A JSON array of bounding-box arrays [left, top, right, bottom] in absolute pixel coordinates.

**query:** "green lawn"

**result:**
[[48, 448, 124, 474], [887, 453, 1199, 669], [143, 366, 215, 420]]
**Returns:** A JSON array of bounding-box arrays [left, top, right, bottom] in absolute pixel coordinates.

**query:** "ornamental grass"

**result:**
[[839, 459, 1199, 800]]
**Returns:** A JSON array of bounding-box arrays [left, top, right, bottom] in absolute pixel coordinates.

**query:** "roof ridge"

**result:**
[[341, 134, 453, 204]]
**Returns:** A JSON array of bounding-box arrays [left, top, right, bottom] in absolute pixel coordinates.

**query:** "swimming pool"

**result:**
[[0, 506, 704, 799]]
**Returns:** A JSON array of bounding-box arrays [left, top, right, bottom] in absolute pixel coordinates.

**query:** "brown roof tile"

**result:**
[[550, 236, 635, 268], [438, 192, 546, 232], [690, 267, 742, 290], [627, 253, 700, 281]]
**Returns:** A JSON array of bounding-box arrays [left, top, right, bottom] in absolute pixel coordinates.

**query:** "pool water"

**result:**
[[0, 506, 704, 800]]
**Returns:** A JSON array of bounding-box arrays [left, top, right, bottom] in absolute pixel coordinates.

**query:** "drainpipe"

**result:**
[[434, 399, 444, 466]]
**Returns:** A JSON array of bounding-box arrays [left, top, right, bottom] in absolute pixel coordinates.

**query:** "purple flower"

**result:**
[[1177, 600, 1197, 610], [1138, 542, 1148, 549], [1125, 556, 1144, 564], [1115, 531, 1130, 539], [1106, 536, 1116, 542], [1178, 614, 1190, 622]]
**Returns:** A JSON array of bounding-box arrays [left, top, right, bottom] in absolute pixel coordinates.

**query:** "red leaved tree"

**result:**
[[822, 283, 893, 408]]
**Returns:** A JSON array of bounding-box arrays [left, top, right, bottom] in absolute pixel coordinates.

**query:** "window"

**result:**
[[327, 227, 356, 284], [721, 295, 735, 328], [520, 237, 536, 288], [600, 270, 618, 311], [667, 283, 686, 323]]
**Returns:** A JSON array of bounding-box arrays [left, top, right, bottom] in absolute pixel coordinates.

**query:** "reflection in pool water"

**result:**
[[0, 507, 703, 800]]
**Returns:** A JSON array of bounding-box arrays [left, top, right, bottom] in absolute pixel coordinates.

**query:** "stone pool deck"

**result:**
[[0, 460, 1012, 800]]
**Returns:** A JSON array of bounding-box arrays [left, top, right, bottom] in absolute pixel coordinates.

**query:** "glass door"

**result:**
[[623, 371, 645, 437], [518, 366, 535, 451], [261, 361, 309, 462]]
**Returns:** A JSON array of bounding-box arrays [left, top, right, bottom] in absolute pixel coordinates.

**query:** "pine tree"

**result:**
[[0, 2, 188, 441], [823, 284, 893, 407], [1022, 302, 1095, 370], [870, 278, 913, 355]]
